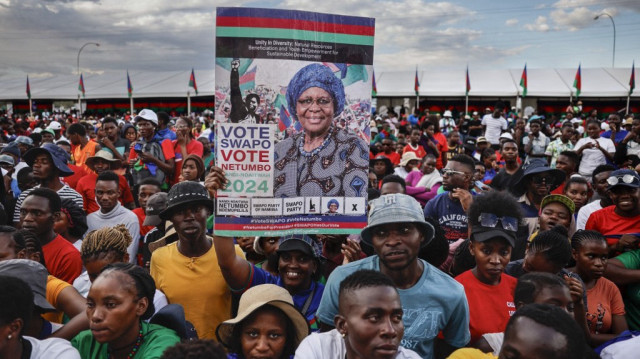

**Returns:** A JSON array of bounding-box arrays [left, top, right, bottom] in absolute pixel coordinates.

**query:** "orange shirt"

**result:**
[[72, 140, 99, 172]]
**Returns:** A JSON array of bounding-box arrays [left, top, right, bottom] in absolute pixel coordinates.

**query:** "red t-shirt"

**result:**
[[132, 207, 154, 237], [434, 132, 449, 170], [63, 164, 87, 190], [402, 144, 427, 159], [379, 151, 401, 166], [455, 270, 517, 343], [171, 139, 204, 185], [585, 205, 640, 248], [42, 234, 82, 284], [75, 173, 134, 214]]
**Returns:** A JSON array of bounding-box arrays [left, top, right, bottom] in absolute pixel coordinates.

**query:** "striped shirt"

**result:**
[[13, 185, 84, 224]]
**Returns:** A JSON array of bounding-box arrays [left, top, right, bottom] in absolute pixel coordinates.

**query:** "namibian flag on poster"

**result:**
[[216, 8, 375, 65]]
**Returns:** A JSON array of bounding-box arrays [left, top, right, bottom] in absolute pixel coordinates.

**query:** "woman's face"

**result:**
[[573, 240, 608, 281], [373, 160, 387, 176], [586, 123, 600, 139], [538, 202, 571, 231], [86, 273, 147, 346], [53, 211, 70, 236], [422, 158, 436, 175], [125, 127, 137, 142], [181, 159, 199, 181], [260, 237, 280, 256], [240, 307, 288, 359], [176, 118, 190, 137], [296, 87, 334, 137], [474, 164, 485, 181], [469, 238, 512, 285], [278, 250, 316, 293], [565, 183, 589, 211]]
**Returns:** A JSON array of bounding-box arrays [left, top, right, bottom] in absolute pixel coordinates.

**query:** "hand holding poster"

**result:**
[[214, 7, 374, 236]]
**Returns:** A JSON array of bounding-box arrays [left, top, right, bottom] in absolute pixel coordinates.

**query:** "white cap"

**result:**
[[443, 110, 452, 117], [499, 132, 513, 140], [134, 109, 158, 126], [47, 121, 62, 131]]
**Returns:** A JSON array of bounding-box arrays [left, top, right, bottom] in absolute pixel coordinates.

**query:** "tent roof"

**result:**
[[0, 67, 635, 100]]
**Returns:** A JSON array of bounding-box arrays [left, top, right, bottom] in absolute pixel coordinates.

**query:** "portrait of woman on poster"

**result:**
[[274, 63, 369, 198]]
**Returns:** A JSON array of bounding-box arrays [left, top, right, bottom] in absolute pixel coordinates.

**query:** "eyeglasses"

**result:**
[[478, 213, 518, 232], [442, 168, 468, 177], [531, 176, 554, 185], [607, 174, 639, 186], [297, 97, 333, 109]]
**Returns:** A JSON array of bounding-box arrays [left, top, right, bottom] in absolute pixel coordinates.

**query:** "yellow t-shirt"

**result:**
[[44, 274, 70, 323], [150, 239, 245, 339], [447, 348, 498, 359]]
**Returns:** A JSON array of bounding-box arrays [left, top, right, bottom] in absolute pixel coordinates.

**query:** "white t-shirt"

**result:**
[[576, 200, 603, 231], [574, 137, 615, 176], [23, 336, 80, 359], [481, 115, 508, 145], [295, 329, 421, 359]]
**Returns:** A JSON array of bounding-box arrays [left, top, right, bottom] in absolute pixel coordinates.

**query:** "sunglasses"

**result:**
[[607, 174, 639, 187], [478, 213, 518, 232], [531, 176, 554, 185], [442, 168, 468, 177]]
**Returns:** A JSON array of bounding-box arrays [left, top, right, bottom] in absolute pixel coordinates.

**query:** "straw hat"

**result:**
[[216, 284, 310, 349], [399, 151, 420, 167], [85, 150, 121, 171]]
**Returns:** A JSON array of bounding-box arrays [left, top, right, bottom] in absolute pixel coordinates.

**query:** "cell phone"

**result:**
[[134, 143, 143, 153]]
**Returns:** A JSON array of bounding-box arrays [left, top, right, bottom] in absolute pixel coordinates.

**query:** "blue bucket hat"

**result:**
[[286, 63, 345, 122], [23, 143, 74, 177], [361, 193, 435, 246]]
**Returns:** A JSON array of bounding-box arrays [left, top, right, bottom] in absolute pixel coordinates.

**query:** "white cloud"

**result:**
[[524, 16, 550, 32], [505, 18, 518, 26]]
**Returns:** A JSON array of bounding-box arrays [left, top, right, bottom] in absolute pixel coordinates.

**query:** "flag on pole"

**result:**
[[573, 64, 581, 97], [372, 70, 377, 97], [189, 69, 198, 95], [414, 67, 420, 96], [630, 61, 635, 95], [466, 66, 471, 95], [78, 73, 85, 97], [127, 71, 133, 98], [519, 64, 528, 97], [26, 75, 31, 100]]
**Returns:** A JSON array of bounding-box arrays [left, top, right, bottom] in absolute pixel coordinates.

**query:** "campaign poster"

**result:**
[[214, 7, 374, 236]]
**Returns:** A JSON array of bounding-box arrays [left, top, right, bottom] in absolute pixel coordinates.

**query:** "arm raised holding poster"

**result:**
[[274, 63, 368, 198]]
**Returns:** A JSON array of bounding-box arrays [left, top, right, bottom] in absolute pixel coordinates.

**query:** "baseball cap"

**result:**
[[361, 193, 434, 246], [277, 235, 323, 259], [0, 154, 15, 166], [471, 213, 518, 247], [143, 192, 169, 226], [606, 169, 640, 191], [541, 194, 575, 215], [47, 121, 62, 131], [0, 259, 55, 311], [14, 136, 34, 147], [134, 109, 158, 126], [476, 136, 488, 144]]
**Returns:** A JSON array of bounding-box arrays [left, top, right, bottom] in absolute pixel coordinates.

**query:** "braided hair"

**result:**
[[528, 225, 572, 269], [12, 229, 45, 267], [571, 230, 607, 252], [100, 262, 156, 320], [59, 198, 88, 239], [81, 225, 132, 263]]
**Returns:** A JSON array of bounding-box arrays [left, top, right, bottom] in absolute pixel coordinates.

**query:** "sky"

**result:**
[[0, 0, 638, 79]]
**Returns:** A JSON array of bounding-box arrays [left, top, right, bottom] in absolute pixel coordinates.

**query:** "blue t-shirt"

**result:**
[[317, 256, 470, 359], [601, 130, 628, 144], [157, 127, 177, 141], [424, 192, 470, 243], [238, 264, 324, 332]]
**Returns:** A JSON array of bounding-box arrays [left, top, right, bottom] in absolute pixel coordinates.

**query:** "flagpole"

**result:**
[[626, 94, 631, 115], [130, 96, 134, 115], [29, 98, 33, 118], [78, 94, 81, 119], [187, 91, 191, 115], [465, 94, 468, 116]]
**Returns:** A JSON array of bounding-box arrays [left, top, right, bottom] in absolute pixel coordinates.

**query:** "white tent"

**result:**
[[0, 67, 636, 100]]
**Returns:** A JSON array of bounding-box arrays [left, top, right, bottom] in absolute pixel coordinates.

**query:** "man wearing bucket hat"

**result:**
[[513, 160, 566, 239], [213, 232, 325, 332], [12, 143, 83, 225], [151, 181, 243, 340], [76, 150, 134, 214], [317, 193, 470, 358], [586, 169, 640, 254]]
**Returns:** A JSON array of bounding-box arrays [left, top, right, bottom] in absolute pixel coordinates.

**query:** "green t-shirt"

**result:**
[[614, 250, 640, 330], [71, 322, 180, 359]]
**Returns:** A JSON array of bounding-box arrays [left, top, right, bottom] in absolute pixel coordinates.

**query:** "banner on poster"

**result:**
[[214, 7, 374, 236]]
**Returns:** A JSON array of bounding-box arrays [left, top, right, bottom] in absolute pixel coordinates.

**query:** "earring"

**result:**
[[7, 334, 11, 339], [340, 332, 346, 338]]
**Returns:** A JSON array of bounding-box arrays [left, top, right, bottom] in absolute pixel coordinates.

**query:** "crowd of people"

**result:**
[[0, 100, 638, 359]]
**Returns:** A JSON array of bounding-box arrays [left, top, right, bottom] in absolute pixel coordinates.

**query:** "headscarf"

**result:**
[[286, 63, 345, 122]]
